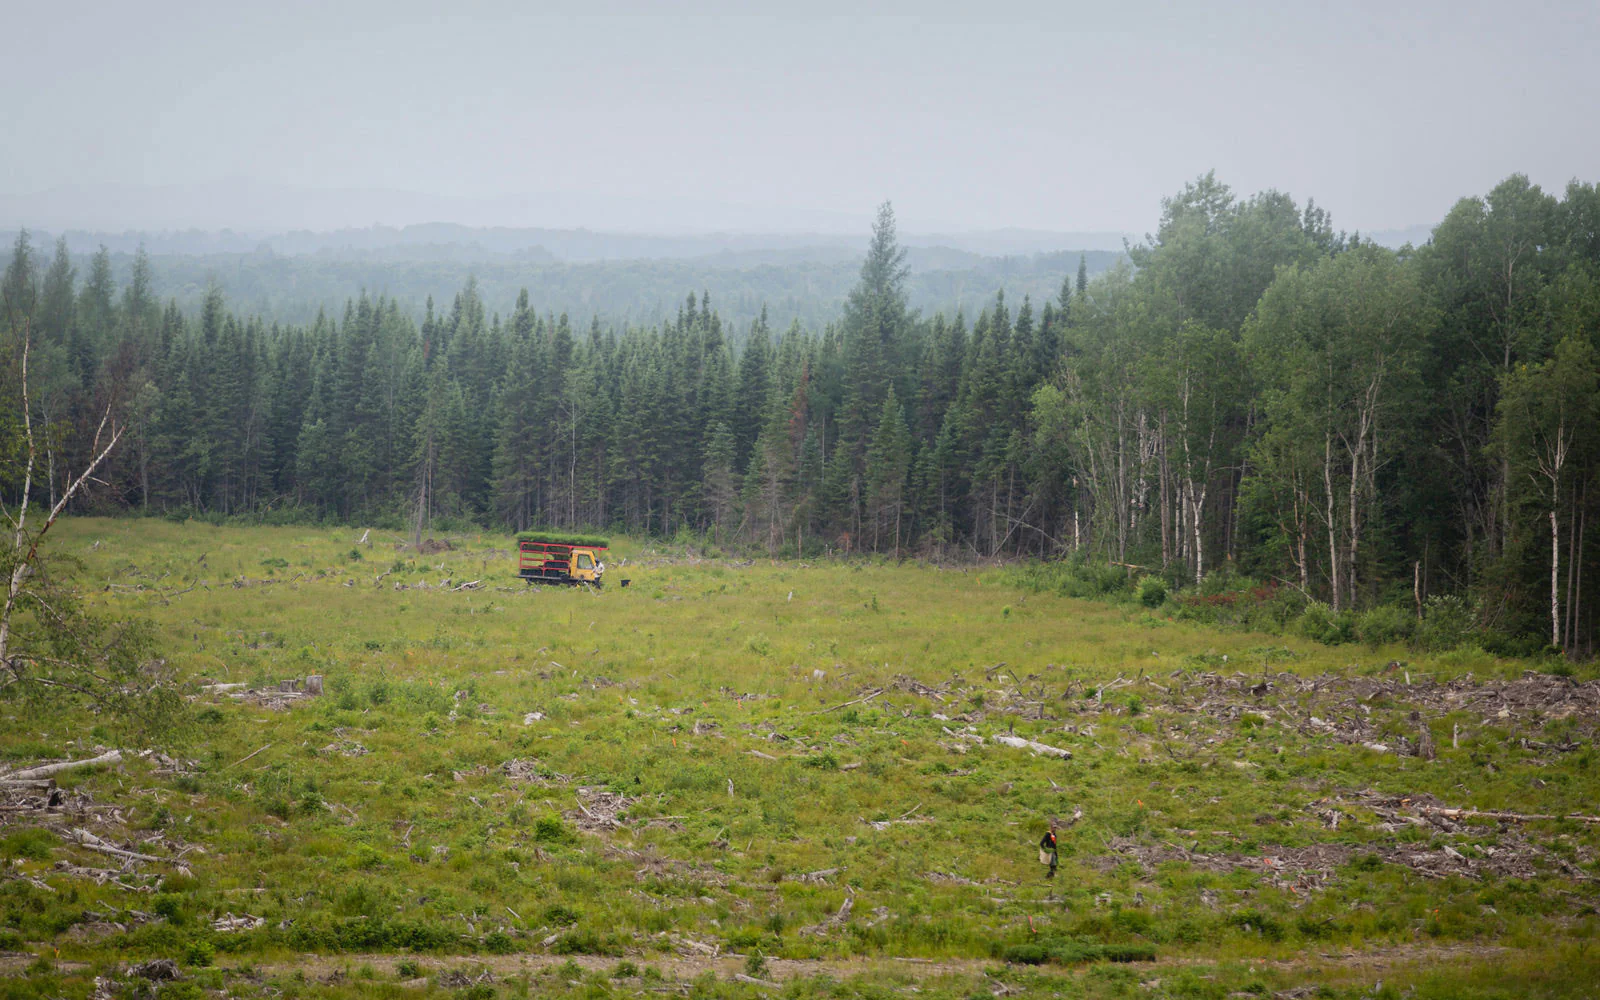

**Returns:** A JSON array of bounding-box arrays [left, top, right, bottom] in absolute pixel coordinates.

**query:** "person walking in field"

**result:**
[[1039, 819, 1059, 879]]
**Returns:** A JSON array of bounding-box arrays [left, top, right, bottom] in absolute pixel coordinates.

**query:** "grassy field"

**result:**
[[1, 519, 1597, 1000]]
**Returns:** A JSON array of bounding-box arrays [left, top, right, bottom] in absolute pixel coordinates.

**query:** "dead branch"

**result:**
[[807, 688, 883, 716], [227, 744, 271, 769]]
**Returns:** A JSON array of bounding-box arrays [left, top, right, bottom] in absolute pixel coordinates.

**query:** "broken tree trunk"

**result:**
[[993, 734, 1072, 759], [3, 749, 122, 781], [1416, 721, 1436, 761]]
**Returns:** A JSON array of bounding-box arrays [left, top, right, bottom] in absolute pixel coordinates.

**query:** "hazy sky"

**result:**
[[5, 0, 1597, 234]]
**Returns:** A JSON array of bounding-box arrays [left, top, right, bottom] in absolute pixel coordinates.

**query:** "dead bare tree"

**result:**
[[1, 316, 131, 695]]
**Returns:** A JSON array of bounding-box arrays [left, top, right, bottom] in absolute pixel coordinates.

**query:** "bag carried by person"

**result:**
[[1038, 848, 1052, 865]]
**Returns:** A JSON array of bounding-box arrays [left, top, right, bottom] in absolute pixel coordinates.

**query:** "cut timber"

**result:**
[[993, 734, 1072, 759], [3, 749, 122, 781], [1417, 805, 1600, 825]]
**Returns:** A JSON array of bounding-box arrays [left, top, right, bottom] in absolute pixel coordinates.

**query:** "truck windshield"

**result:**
[[576, 554, 592, 569]]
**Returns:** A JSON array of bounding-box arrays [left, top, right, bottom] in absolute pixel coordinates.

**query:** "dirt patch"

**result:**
[[216, 942, 1516, 989]]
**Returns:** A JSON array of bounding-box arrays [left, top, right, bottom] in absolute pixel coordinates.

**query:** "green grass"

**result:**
[[0, 518, 1594, 999]]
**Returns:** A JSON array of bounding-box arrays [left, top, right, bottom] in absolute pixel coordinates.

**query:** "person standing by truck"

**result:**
[[1039, 819, 1059, 879]]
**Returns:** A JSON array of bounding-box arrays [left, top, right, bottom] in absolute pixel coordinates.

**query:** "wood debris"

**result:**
[[993, 734, 1072, 759], [211, 912, 265, 932], [1, 750, 124, 781], [565, 787, 635, 831]]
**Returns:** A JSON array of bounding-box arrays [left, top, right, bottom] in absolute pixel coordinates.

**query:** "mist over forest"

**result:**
[[0, 230, 1125, 336]]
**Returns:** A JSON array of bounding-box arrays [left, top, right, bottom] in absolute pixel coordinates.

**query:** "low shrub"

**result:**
[[1416, 594, 1476, 652], [533, 816, 576, 845], [1356, 604, 1415, 647], [482, 930, 516, 954], [284, 916, 457, 952], [1001, 938, 1157, 966], [551, 929, 624, 957], [1137, 575, 1167, 608]]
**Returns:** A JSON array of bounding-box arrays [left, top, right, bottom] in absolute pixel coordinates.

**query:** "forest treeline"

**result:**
[[3, 173, 1599, 656], [3, 241, 1121, 335]]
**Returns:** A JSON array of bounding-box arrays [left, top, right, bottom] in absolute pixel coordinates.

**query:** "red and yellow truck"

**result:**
[[516, 532, 609, 586]]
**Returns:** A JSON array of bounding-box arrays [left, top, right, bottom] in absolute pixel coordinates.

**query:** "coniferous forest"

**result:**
[[4, 173, 1600, 656]]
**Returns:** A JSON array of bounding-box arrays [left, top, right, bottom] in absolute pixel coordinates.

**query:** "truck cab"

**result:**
[[569, 548, 603, 584]]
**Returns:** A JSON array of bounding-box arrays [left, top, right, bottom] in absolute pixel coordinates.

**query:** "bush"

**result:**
[[1416, 594, 1476, 652], [0, 829, 57, 862], [483, 930, 516, 954], [1002, 938, 1156, 966], [1136, 576, 1167, 608], [183, 938, 215, 967], [1001, 943, 1048, 965], [284, 916, 456, 952], [743, 950, 769, 979], [533, 816, 576, 845], [552, 929, 623, 957], [152, 894, 186, 925], [1356, 604, 1415, 647], [1296, 602, 1356, 645], [1005, 559, 1131, 601]]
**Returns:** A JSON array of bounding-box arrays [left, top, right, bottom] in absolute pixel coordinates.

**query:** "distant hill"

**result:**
[[4, 222, 1133, 262], [40, 243, 1122, 337]]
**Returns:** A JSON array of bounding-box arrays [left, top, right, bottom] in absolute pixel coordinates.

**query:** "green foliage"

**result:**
[[1417, 595, 1477, 652], [533, 816, 577, 845], [743, 950, 769, 979], [0, 828, 56, 861], [10, 173, 1600, 656], [482, 930, 516, 954], [514, 532, 610, 548], [1001, 938, 1157, 966], [182, 938, 215, 967], [1137, 576, 1167, 608]]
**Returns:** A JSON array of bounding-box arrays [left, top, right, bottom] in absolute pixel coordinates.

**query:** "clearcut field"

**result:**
[[1, 518, 1595, 1000]]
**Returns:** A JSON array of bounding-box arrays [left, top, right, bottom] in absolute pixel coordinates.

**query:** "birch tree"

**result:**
[[1497, 335, 1598, 649]]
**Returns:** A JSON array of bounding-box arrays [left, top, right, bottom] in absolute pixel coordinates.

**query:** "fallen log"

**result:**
[[1417, 806, 1600, 825], [71, 829, 165, 865], [993, 734, 1072, 759], [3, 750, 122, 781]]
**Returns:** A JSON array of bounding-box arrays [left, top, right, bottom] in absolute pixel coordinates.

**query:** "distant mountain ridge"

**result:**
[[1, 222, 1137, 262]]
